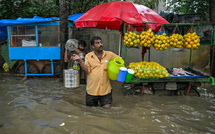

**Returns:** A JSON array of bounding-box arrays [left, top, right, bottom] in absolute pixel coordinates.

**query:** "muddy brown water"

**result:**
[[0, 75, 215, 134]]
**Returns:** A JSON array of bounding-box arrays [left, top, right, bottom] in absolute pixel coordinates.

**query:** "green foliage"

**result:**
[[0, 0, 110, 19], [134, 0, 153, 9], [0, 0, 59, 19], [166, 0, 209, 20], [68, 0, 109, 14], [134, 0, 161, 10]]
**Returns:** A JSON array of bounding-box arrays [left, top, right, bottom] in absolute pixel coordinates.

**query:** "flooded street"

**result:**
[[0, 75, 215, 134]]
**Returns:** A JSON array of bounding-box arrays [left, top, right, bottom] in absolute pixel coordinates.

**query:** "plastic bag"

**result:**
[[173, 68, 186, 75]]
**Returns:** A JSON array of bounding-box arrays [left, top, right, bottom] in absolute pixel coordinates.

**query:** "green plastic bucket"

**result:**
[[108, 57, 125, 80]]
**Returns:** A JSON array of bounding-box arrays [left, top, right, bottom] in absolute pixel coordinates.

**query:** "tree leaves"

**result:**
[[0, 0, 110, 19], [166, 0, 209, 20], [68, 0, 109, 14], [0, 0, 59, 19]]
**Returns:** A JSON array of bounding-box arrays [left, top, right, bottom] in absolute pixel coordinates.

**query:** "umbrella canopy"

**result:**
[[75, 1, 168, 32]]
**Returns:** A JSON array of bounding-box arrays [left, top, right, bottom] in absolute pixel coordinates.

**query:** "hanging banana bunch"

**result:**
[[3, 62, 10, 72]]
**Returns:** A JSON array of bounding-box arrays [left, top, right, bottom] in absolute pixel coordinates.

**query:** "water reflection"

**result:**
[[0, 76, 215, 134]]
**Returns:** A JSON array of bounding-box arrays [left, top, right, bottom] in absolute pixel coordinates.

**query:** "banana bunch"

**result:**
[[3, 62, 10, 72]]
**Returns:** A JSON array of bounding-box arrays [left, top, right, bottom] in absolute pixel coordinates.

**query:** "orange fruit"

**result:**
[[187, 38, 191, 42], [190, 41, 194, 45], [124, 36, 128, 41], [187, 45, 191, 48], [144, 43, 148, 47], [128, 38, 132, 42], [195, 35, 199, 39], [130, 42, 134, 46], [193, 44, 197, 48]]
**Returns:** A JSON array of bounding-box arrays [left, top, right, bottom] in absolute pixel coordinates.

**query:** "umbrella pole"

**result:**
[[124, 22, 127, 62], [119, 32, 121, 56]]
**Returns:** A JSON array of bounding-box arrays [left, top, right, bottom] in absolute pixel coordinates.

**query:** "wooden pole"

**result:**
[[59, 0, 68, 82]]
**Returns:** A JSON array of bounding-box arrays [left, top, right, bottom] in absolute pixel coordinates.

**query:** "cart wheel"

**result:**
[[15, 61, 40, 74], [124, 86, 142, 96], [41, 61, 60, 77], [190, 86, 201, 96]]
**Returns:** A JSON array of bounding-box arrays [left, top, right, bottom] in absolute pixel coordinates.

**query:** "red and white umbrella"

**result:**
[[75, 1, 168, 32]]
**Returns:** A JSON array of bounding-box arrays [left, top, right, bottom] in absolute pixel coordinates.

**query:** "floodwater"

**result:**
[[0, 75, 215, 134]]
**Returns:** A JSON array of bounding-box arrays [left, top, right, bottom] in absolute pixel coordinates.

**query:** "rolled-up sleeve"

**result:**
[[84, 54, 91, 74]]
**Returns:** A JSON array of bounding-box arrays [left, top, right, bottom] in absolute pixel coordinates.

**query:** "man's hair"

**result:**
[[78, 40, 86, 47], [90, 36, 102, 46]]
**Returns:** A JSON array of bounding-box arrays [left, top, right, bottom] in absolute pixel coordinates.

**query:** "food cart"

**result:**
[[1, 13, 83, 76], [7, 17, 60, 76]]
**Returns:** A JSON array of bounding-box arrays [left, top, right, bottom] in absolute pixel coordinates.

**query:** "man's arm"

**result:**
[[71, 44, 86, 55], [79, 59, 89, 75], [64, 47, 69, 62], [72, 54, 89, 74]]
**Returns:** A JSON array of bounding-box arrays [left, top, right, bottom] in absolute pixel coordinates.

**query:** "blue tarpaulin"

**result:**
[[0, 13, 84, 39], [68, 13, 85, 23]]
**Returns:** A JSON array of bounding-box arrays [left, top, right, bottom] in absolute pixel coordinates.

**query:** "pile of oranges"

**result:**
[[123, 28, 201, 50], [129, 61, 169, 79]]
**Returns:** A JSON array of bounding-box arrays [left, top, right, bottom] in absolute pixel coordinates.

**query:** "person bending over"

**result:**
[[64, 40, 87, 68]]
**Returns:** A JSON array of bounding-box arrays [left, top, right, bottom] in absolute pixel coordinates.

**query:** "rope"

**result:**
[[172, 23, 181, 34]]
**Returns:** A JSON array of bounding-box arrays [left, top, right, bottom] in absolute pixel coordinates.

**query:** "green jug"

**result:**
[[108, 57, 125, 80]]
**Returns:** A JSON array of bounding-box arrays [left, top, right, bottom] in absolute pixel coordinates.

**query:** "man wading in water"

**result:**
[[72, 36, 126, 108]]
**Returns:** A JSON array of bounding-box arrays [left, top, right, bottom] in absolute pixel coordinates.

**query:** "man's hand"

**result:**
[[71, 43, 75, 49], [72, 54, 81, 60]]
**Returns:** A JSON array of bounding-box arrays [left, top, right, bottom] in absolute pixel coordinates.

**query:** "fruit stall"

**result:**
[[74, 1, 214, 96], [122, 22, 215, 96]]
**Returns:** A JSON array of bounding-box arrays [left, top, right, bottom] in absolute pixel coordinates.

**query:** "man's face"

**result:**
[[78, 45, 85, 51], [93, 39, 103, 52]]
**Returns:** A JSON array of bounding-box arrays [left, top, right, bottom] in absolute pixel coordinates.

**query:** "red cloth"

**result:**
[[142, 47, 150, 61]]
